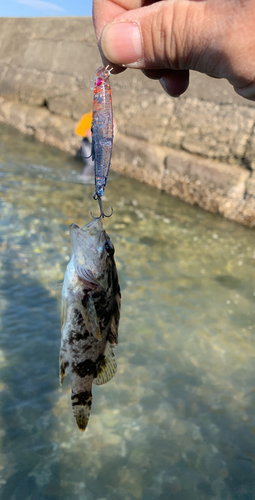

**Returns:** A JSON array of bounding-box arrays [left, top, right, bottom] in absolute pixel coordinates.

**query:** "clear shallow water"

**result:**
[[0, 122, 255, 500]]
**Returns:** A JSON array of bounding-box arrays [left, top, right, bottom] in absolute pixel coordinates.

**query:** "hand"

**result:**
[[93, 0, 255, 100]]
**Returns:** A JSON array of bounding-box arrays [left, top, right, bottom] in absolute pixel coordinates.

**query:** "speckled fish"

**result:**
[[59, 219, 121, 431]]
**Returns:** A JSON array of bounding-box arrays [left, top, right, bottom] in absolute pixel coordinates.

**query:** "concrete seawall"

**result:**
[[0, 17, 255, 227]]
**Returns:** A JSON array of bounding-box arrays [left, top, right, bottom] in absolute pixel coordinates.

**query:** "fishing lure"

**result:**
[[90, 66, 113, 218]]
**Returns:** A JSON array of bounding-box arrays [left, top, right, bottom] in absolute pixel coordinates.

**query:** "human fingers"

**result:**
[[143, 68, 190, 97], [234, 82, 255, 101], [93, 0, 153, 73], [95, 0, 255, 100], [98, 0, 212, 95], [100, 1, 216, 71], [99, 0, 255, 100], [93, 0, 191, 94], [159, 70, 190, 97]]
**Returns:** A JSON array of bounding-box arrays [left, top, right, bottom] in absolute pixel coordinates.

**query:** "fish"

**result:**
[[90, 66, 113, 218], [59, 218, 121, 431]]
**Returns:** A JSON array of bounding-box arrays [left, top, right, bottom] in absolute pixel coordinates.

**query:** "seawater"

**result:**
[[0, 122, 254, 500]]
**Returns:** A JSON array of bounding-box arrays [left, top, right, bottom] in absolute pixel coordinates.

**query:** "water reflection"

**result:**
[[0, 123, 254, 499]]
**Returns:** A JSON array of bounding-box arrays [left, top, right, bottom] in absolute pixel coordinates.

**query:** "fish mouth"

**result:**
[[69, 219, 107, 285], [69, 223, 79, 231], [69, 219, 106, 250]]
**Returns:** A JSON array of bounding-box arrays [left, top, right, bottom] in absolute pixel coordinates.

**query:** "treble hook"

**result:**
[[90, 194, 113, 219]]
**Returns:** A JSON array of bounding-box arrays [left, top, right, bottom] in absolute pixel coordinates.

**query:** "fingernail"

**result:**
[[101, 22, 143, 66]]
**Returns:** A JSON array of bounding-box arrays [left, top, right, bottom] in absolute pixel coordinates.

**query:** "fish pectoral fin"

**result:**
[[61, 297, 68, 331], [108, 289, 121, 345], [93, 342, 117, 386], [83, 295, 101, 340], [108, 298, 121, 344], [59, 353, 69, 386]]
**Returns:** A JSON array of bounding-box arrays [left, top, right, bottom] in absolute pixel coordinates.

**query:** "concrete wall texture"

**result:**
[[0, 17, 255, 227]]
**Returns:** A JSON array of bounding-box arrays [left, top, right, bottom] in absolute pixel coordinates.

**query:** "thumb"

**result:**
[[100, 1, 216, 73]]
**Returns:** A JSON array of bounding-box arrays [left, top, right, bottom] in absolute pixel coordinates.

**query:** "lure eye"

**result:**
[[96, 77, 103, 86]]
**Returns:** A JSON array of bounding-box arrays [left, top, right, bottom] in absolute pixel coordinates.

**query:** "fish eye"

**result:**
[[105, 240, 114, 257]]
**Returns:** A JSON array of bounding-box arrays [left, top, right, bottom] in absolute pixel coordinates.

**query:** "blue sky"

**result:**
[[0, 0, 92, 17]]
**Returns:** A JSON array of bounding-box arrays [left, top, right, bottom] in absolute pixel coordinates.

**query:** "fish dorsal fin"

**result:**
[[93, 342, 117, 386]]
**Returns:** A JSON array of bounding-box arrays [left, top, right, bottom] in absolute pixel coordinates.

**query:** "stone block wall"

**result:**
[[0, 17, 255, 226]]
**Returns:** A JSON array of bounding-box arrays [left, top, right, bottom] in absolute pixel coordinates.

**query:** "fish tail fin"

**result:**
[[71, 389, 93, 432]]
